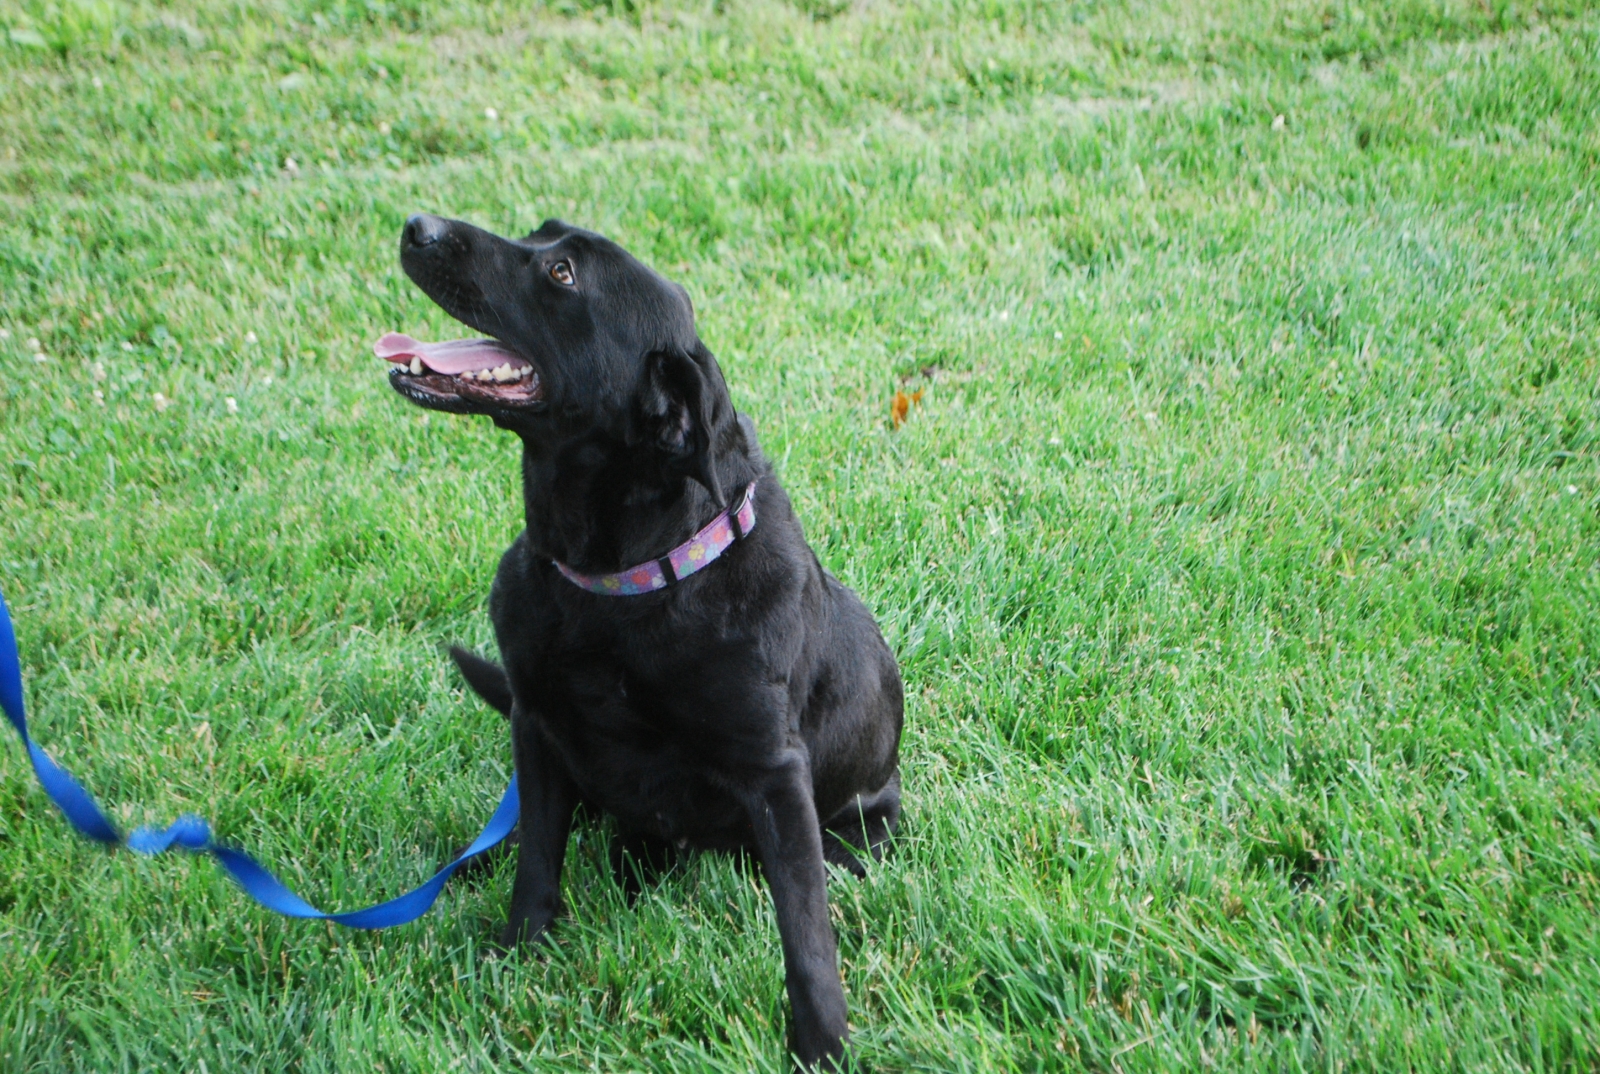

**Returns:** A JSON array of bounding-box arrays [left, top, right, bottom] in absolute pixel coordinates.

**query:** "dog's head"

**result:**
[[385, 214, 733, 505]]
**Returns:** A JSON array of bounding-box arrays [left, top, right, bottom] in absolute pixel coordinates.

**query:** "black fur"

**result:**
[[449, 645, 512, 718], [394, 215, 904, 1069]]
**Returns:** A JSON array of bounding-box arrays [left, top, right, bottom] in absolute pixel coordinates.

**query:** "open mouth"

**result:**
[[376, 332, 545, 411]]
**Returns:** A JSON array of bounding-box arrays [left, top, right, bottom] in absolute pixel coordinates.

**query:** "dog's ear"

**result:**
[[640, 347, 724, 507]]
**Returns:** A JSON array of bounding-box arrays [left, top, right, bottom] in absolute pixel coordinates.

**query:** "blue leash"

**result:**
[[0, 586, 518, 929]]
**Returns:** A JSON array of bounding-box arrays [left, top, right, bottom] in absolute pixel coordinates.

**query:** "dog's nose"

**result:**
[[403, 213, 448, 249]]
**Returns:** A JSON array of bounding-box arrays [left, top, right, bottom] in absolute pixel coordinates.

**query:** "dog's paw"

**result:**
[[791, 1034, 852, 1073], [492, 914, 558, 957], [608, 830, 684, 900]]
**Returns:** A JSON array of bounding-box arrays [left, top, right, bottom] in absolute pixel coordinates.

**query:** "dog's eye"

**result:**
[[549, 260, 575, 286]]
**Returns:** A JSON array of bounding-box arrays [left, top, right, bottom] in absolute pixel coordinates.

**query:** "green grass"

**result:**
[[2, 0, 1598, 1069]]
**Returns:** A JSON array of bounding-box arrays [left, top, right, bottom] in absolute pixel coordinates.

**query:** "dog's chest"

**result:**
[[532, 662, 754, 846]]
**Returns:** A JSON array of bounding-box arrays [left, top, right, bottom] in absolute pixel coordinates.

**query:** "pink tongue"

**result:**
[[374, 332, 531, 375]]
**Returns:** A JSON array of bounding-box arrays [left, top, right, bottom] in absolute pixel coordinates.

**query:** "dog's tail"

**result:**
[[450, 645, 513, 718]]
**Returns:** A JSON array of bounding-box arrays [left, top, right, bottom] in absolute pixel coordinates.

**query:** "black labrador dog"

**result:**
[[383, 214, 903, 1069]]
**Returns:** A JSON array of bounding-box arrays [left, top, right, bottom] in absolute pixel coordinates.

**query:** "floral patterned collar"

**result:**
[[553, 481, 759, 596]]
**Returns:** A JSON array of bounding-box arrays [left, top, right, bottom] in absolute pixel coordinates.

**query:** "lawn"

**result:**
[[2, 0, 1598, 1069]]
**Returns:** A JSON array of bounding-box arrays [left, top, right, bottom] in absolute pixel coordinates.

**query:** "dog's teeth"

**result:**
[[493, 363, 515, 382], [478, 369, 494, 381], [409, 356, 423, 375]]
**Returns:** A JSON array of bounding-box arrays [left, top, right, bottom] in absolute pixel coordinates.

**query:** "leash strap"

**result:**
[[0, 586, 518, 929]]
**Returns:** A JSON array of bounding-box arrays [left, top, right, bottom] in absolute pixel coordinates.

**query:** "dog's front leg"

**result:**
[[503, 709, 577, 949], [741, 749, 850, 1070]]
